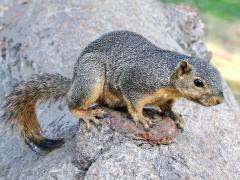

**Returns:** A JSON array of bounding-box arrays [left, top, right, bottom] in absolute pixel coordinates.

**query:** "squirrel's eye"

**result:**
[[194, 79, 203, 87]]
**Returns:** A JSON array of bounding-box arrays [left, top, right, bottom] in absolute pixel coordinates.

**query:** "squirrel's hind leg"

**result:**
[[68, 78, 105, 130], [67, 55, 106, 130], [71, 108, 105, 130]]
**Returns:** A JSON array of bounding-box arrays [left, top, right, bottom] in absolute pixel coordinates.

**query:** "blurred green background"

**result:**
[[162, 0, 240, 103]]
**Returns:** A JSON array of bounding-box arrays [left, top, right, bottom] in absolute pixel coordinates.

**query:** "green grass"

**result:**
[[162, 0, 240, 21]]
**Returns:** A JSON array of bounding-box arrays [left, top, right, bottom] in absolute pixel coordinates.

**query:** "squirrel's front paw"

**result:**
[[134, 117, 153, 131], [163, 111, 184, 131], [93, 109, 108, 119], [81, 117, 101, 131], [174, 114, 184, 132]]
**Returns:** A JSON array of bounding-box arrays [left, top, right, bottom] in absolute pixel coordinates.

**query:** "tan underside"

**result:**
[[100, 87, 182, 110], [126, 88, 182, 116], [145, 88, 182, 107]]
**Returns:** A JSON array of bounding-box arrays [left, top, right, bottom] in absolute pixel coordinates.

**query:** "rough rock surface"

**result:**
[[0, 0, 240, 179]]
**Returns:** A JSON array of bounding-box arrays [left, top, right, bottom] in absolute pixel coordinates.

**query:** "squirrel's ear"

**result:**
[[176, 60, 192, 77]]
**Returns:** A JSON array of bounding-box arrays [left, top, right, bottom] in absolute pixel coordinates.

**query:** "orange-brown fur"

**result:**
[[20, 103, 43, 141], [2, 74, 70, 150]]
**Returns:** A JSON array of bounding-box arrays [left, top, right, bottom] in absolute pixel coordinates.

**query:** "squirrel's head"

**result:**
[[174, 59, 224, 106]]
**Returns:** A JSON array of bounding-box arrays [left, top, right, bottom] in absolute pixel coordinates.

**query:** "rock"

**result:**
[[89, 107, 180, 145], [0, 0, 240, 179]]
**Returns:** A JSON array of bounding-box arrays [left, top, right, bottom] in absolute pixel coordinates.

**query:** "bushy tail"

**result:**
[[2, 73, 71, 151]]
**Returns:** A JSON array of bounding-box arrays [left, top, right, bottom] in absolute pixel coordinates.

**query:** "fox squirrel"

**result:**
[[2, 31, 224, 151]]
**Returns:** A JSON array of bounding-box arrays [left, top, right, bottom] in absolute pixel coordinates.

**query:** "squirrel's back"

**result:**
[[78, 30, 188, 79], [79, 31, 192, 68], [80, 31, 161, 62]]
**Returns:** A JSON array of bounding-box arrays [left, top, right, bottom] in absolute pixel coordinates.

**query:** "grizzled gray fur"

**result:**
[[2, 30, 224, 151]]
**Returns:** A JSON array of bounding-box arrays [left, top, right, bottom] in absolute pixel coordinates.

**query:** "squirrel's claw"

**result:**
[[162, 111, 184, 132], [134, 121, 142, 129], [81, 117, 101, 131], [175, 115, 184, 132], [93, 109, 108, 119], [134, 117, 153, 131], [148, 120, 154, 128]]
